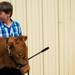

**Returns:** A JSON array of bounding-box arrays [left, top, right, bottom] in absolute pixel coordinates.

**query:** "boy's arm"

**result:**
[[15, 21, 22, 36], [18, 25, 22, 36]]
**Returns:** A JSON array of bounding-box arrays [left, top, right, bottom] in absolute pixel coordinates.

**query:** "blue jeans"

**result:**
[[0, 67, 23, 75]]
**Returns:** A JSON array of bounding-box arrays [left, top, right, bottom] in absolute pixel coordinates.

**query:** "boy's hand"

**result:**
[[20, 64, 30, 74]]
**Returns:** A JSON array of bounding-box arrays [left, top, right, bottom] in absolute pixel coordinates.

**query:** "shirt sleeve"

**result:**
[[18, 24, 22, 36], [15, 20, 22, 36]]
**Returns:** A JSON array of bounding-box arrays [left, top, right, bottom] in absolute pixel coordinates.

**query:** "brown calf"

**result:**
[[0, 36, 30, 75]]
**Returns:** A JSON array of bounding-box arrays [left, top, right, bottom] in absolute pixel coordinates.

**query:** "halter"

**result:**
[[6, 38, 12, 56]]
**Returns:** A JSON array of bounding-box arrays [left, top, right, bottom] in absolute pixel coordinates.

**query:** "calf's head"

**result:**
[[8, 36, 28, 65]]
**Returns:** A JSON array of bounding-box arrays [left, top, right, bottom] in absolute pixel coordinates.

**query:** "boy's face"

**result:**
[[0, 11, 9, 22]]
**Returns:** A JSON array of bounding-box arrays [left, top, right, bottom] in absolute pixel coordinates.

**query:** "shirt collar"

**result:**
[[1, 19, 14, 28]]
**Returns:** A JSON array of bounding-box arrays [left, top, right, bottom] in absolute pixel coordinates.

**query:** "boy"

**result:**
[[0, 1, 23, 75], [0, 1, 22, 38]]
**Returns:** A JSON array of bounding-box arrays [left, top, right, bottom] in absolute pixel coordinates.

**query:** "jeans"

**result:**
[[0, 67, 23, 75]]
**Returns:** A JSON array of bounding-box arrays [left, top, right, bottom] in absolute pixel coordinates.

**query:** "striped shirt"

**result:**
[[0, 20, 22, 38]]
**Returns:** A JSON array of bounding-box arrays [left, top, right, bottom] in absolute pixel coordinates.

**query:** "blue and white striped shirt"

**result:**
[[0, 20, 22, 38]]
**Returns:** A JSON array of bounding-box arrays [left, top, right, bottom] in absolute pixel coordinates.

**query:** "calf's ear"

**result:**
[[19, 35, 27, 41], [22, 36, 27, 41]]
